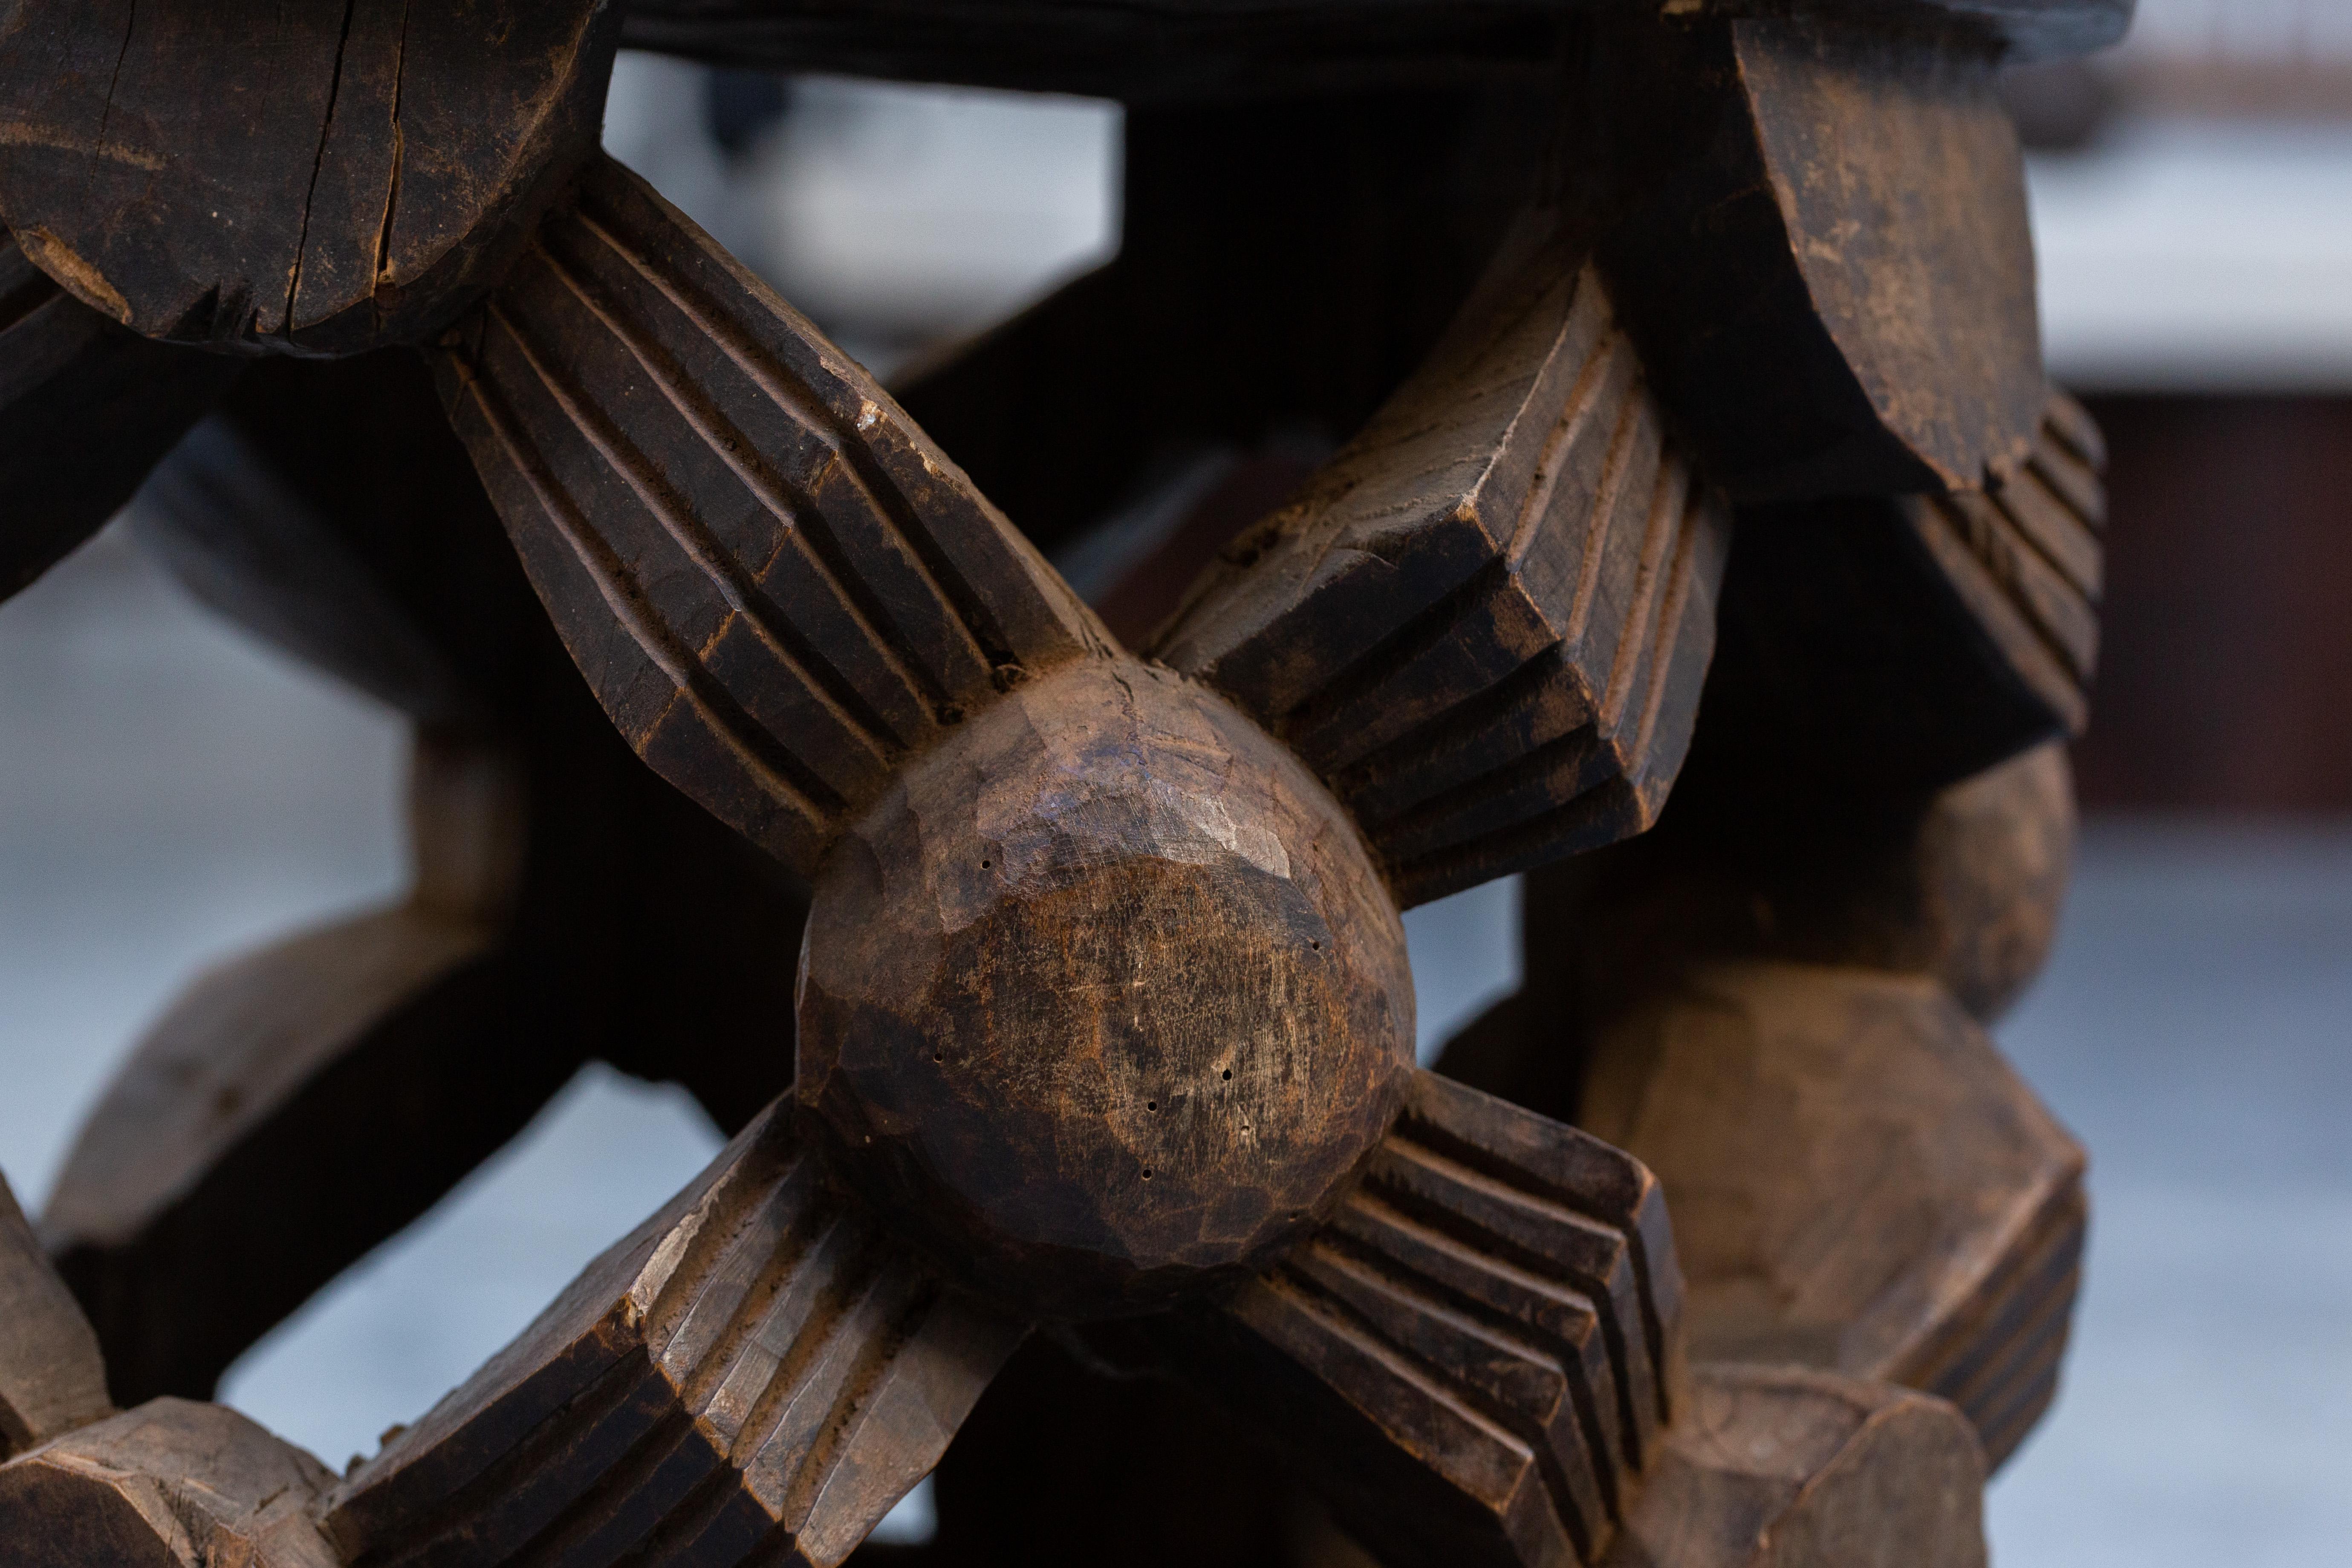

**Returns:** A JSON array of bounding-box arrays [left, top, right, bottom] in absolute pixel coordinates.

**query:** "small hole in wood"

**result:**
[[933, 1051, 944, 1063], [1147, 1100, 1158, 1112], [1221, 1069, 1232, 1081], [980, 859, 991, 869], [1309, 938, 1320, 949], [1141, 1167, 1154, 1180]]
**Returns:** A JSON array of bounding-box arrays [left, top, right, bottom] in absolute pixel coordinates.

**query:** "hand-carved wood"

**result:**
[[799, 656, 1416, 1319], [1599, 1366, 1987, 1568], [1440, 740, 2084, 1473], [436, 153, 1106, 878], [1157, 1071, 1682, 1568], [130, 417, 485, 726], [0, 228, 238, 601], [0, 1398, 340, 1568], [0, 1171, 112, 1458], [41, 734, 550, 1408], [0, 0, 2118, 1554], [620, 0, 2132, 99], [1696, 393, 2103, 801], [1154, 222, 1729, 906], [1515, 741, 2078, 1042], [896, 86, 1553, 562], [323, 1106, 1027, 1568], [0, 0, 622, 354], [1583, 15, 2045, 500], [1581, 963, 2085, 1470]]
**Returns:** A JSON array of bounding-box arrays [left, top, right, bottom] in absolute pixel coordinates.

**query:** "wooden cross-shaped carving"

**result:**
[[0, 2, 2122, 1565]]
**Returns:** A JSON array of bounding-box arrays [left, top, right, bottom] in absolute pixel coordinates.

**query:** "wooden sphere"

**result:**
[[797, 658, 1414, 1320]]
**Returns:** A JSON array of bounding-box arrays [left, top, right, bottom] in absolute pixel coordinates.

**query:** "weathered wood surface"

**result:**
[[897, 86, 1552, 560], [0, 1398, 341, 1568], [0, 228, 238, 602], [436, 152, 1106, 879], [323, 1105, 1027, 1568], [0, 1170, 111, 1458], [1601, 1366, 1986, 1568], [63, 351, 806, 1404], [0, 0, 622, 354], [1587, 16, 2045, 500], [800, 656, 1415, 1319], [1520, 742, 2078, 1039], [1581, 962, 2084, 1469], [623, 0, 2131, 98], [1300, 1364, 1987, 1568], [1160, 1070, 1682, 1568], [1699, 393, 2103, 800], [1154, 223, 1729, 906], [41, 735, 548, 1409]]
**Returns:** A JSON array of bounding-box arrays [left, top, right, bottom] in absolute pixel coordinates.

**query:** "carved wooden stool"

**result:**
[[0, 2, 2127, 1565]]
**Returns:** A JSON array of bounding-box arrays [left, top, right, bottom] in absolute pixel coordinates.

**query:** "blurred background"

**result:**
[[2, 0, 2349, 1561]]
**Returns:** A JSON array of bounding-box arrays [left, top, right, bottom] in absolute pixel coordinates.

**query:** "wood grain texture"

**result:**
[[0, 228, 238, 602], [1698, 393, 2103, 801], [1600, 1365, 1986, 1568], [1587, 15, 2046, 500], [323, 1105, 1026, 1568], [1162, 1070, 1682, 1568], [1155, 228, 1728, 907], [437, 152, 1104, 879], [0, 1170, 111, 1458], [72, 351, 808, 1403], [0, 0, 622, 354], [622, 0, 2130, 99], [0, 1398, 340, 1568], [800, 656, 1415, 1320], [1580, 962, 2084, 1469]]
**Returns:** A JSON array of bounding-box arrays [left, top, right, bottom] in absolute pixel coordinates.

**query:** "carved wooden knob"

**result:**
[[798, 657, 1414, 1317]]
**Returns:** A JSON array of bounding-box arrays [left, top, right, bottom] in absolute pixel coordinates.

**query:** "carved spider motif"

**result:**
[[0, 3, 2123, 1565]]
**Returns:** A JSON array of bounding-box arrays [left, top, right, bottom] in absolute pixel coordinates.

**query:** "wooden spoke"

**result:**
[[1157, 1071, 1681, 1568], [896, 87, 1553, 565], [0, 228, 238, 603], [0, 0, 621, 355], [39, 735, 560, 1406], [142, 351, 809, 1135], [1581, 962, 2085, 1470], [1155, 221, 1729, 905], [1696, 393, 2104, 800], [618, 0, 2128, 98], [61, 352, 816, 1401], [1587, 14, 2047, 501], [321, 1105, 1026, 1568], [1598, 1366, 1987, 1568], [0, 1171, 112, 1458], [434, 153, 1106, 878], [131, 416, 485, 727]]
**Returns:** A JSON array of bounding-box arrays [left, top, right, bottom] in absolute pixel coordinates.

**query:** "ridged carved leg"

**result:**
[[321, 1108, 1026, 1568], [1153, 1072, 1682, 1568]]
